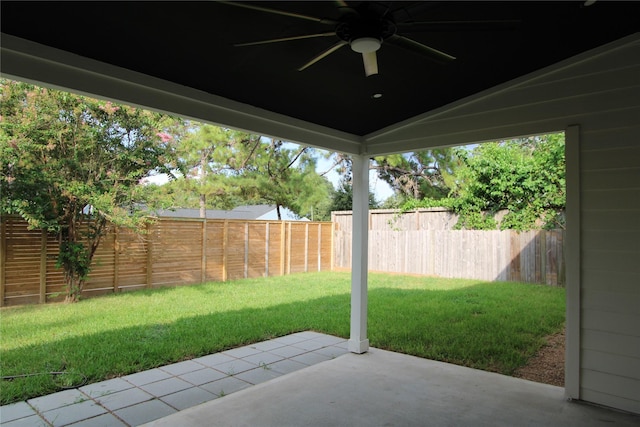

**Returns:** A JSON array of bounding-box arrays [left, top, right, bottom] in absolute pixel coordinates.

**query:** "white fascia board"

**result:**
[[0, 34, 362, 155]]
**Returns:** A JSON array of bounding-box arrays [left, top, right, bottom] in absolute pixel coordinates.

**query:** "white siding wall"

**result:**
[[366, 35, 640, 414]]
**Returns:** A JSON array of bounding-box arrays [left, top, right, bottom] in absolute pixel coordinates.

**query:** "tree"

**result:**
[[0, 80, 175, 301], [328, 179, 379, 213], [245, 141, 330, 220], [403, 134, 566, 230], [168, 123, 261, 216], [373, 148, 463, 199]]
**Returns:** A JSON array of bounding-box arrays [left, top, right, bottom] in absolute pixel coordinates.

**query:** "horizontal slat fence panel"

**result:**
[[1, 217, 333, 306]]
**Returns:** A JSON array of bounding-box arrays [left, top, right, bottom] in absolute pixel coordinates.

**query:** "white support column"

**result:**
[[349, 154, 370, 354]]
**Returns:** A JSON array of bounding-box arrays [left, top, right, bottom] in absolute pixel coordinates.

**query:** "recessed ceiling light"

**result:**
[[372, 93, 383, 99]]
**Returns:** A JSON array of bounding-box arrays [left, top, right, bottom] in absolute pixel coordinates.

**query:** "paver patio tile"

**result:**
[[122, 369, 171, 387], [248, 339, 286, 351], [222, 345, 262, 358], [178, 367, 228, 386], [212, 359, 257, 376], [309, 335, 348, 346], [114, 399, 176, 426], [241, 351, 285, 366], [160, 387, 218, 411], [0, 401, 37, 423], [158, 360, 203, 376], [192, 353, 235, 368], [291, 339, 327, 352], [272, 334, 309, 345], [269, 345, 308, 358], [65, 412, 127, 426], [234, 367, 282, 385], [40, 399, 106, 427], [291, 351, 332, 366], [139, 377, 192, 398], [1, 414, 48, 427], [27, 388, 89, 412], [94, 387, 154, 411], [314, 345, 350, 359], [268, 359, 308, 375], [80, 378, 134, 398], [199, 376, 251, 397]]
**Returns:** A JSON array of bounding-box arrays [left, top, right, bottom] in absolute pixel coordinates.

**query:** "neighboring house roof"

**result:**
[[153, 205, 307, 221]]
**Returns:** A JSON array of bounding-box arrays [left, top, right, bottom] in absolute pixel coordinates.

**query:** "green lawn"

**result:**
[[0, 271, 565, 405]]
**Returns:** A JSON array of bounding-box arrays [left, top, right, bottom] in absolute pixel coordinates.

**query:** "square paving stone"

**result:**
[[139, 377, 192, 398], [192, 353, 235, 368], [222, 345, 262, 359], [291, 351, 332, 366], [178, 368, 228, 386], [213, 359, 257, 376], [40, 399, 106, 427], [94, 387, 154, 411], [160, 387, 218, 411], [27, 388, 89, 412], [114, 399, 176, 426], [234, 367, 282, 385], [314, 345, 350, 359], [80, 378, 134, 398], [0, 414, 49, 427], [64, 412, 127, 426], [249, 339, 286, 351], [122, 369, 171, 387], [159, 360, 203, 376], [291, 339, 327, 352], [200, 376, 251, 397], [273, 334, 309, 345], [268, 359, 308, 375], [242, 351, 285, 366], [269, 345, 308, 358], [0, 401, 38, 423]]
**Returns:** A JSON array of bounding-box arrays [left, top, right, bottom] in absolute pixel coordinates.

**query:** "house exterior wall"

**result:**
[[366, 35, 640, 414]]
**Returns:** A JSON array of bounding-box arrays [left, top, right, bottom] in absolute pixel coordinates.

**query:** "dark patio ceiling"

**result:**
[[1, 1, 639, 136]]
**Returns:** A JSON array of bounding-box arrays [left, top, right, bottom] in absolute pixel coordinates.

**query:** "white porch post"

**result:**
[[348, 154, 370, 354]]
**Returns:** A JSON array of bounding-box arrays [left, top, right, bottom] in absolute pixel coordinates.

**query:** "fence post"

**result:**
[[0, 219, 6, 306], [304, 223, 309, 272], [265, 222, 270, 277], [280, 222, 285, 276], [201, 219, 207, 284], [222, 220, 228, 281], [286, 222, 292, 275], [146, 223, 153, 289], [39, 230, 47, 303], [113, 227, 120, 292], [317, 223, 322, 272], [330, 222, 335, 272], [244, 222, 249, 279]]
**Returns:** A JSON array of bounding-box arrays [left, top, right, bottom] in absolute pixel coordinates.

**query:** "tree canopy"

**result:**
[[1, 80, 175, 301], [401, 134, 566, 230]]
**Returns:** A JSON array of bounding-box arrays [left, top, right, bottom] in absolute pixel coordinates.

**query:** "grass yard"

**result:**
[[0, 271, 565, 405]]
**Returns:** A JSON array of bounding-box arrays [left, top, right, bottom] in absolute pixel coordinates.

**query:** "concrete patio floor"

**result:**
[[2, 331, 638, 426], [146, 346, 640, 427]]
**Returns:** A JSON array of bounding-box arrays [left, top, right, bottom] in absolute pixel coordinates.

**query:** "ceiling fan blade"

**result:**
[[218, 1, 338, 25], [398, 20, 521, 32], [334, 0, 349, 7], [387, 35, 456, 64], [235, 32, 336, 47], [298, 41, 348, 71], [362, 51, 378, 77]]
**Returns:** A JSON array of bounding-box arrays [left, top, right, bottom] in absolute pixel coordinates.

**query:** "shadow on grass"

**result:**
[[0, 282, 564, 404]]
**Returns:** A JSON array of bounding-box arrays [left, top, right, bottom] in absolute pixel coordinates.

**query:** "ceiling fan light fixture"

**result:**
[[350, 37, 381, 53]]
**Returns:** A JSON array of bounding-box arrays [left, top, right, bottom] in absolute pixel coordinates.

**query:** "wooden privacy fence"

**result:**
[[0, 217, 334, 306], [334, 229, 565, 285], [332, 209, 565, 286]]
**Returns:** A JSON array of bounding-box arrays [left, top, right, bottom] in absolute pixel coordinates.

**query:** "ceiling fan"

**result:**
[[219, 1, 519, 77]]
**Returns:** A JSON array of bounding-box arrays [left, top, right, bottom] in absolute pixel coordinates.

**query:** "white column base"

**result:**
[[348, 338, 370, 354]]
